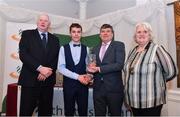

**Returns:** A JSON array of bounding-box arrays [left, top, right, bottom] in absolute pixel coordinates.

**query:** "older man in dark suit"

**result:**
[[87, 24, 125, 116], [18, 14, 60, 116]]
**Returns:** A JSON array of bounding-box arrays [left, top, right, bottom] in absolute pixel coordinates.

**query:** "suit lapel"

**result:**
[[104, 41, 113, 59], [96, 45, 101, 63]]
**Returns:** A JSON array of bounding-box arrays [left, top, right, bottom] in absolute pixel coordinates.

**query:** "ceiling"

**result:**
[[3, 0, 136, 19]]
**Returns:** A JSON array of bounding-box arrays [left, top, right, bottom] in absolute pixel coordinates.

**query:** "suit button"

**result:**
[[101, 78, 104, 83]]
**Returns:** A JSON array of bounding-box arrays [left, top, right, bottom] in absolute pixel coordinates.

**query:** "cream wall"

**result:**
[[0, 16, 6, 111]]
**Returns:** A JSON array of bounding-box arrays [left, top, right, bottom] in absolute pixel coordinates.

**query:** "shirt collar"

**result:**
[[70, 41, 81, 45], [101, 41, 111, 46], [38, 30, 48, 36]]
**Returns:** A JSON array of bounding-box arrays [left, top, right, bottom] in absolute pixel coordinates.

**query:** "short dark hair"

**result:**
[[100, 24, 114, 34], [69, 23, 82, 32]]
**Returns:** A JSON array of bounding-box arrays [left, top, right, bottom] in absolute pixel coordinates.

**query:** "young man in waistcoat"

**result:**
[[57, 23, 90, 116]]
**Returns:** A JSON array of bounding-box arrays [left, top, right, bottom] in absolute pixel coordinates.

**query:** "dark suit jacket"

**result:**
[[18, 29, 60, 87], [92, 41, 125, 93]]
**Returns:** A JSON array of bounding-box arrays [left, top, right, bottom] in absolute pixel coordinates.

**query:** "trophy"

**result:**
[[86, 54, 96, 85], [87, 54, 96, 68]]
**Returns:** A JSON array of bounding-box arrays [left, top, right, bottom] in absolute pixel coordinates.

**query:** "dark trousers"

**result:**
[[131, 104, 163, 116], [93, 85, 123, 116], [63, 83, 88, 116], [19, 86, 54, 116]]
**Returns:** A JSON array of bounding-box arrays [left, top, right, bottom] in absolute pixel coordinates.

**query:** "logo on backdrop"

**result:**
[[9, 29, 22, 79]]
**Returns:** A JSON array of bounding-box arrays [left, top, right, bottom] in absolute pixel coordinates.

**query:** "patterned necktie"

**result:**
[[41, 33, 47, 48], [100, 43, 107, 61]]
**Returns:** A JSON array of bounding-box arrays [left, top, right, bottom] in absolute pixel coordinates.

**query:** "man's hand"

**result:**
[[84, 74, 94, 85], [37, 73, 46, 81], [78, 75, 89, 85], [38, 66, 53, 78], [87, 66, 100, 73]]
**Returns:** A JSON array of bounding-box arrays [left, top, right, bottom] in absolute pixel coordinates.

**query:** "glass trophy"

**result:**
[[86, 54, 96, 85], [87, 54, 96, 68]]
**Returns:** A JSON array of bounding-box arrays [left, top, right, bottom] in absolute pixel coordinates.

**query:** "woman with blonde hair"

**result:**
[[123, 22, 178, 116]]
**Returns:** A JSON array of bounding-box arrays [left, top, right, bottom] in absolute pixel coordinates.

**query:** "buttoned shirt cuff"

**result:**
[[37, 65, 42, 72], [74, 74, 79, 80]]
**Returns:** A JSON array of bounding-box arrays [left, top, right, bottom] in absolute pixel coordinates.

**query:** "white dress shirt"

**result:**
[[57, 41, 89, 80]]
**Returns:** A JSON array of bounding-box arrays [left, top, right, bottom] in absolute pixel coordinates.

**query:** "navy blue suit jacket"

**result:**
[[92, 41, 125, 93]]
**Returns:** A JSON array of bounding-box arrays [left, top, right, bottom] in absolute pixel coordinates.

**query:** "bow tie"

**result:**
[[73, 44, 80, 47]]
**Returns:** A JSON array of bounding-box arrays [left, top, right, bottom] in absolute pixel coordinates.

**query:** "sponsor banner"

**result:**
[[36, 88, 131, 116]]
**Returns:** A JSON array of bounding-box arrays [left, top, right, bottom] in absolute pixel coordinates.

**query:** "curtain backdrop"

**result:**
[[0, 1, 169, 51]]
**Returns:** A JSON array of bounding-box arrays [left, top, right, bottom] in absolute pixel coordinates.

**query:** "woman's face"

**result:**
[[135, 25, 150, 47]]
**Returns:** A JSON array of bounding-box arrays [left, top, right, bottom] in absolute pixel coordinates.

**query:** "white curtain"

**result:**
[[0, 1, 169, 50]]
